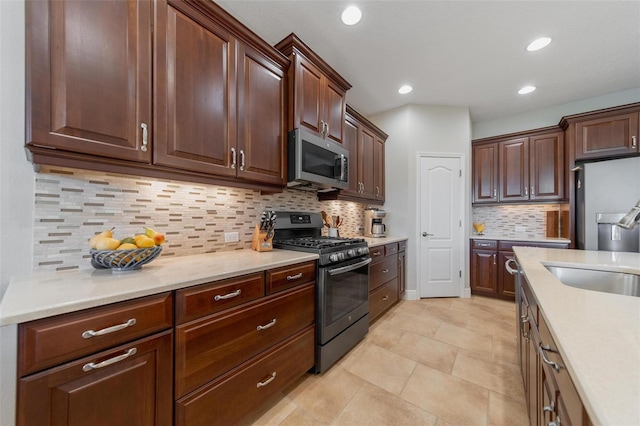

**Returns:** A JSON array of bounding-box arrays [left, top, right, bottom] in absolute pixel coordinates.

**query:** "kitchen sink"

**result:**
[[545, 265, 640, 297]]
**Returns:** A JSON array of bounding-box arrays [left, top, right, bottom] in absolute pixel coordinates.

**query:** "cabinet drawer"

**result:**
[[266, 261, 316, 294], [538, 313, 584, 426], [369, 256, 397, 291], [18, 292, 173, 377], [175, 283, 314, 397], [370, 279, 398, 322], [384, 243, 399, 256], [472, 239, 497, 250], [498, 240, 569, 251], [176, 326, 315, 426], [369, 246, 385, 263], [398, 240, 406, 252], [175, 273, 264, 325], [18, 330, 173, 426]]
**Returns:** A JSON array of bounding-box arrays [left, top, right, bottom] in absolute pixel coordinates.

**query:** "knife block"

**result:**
[[251, 224, 273, 252]]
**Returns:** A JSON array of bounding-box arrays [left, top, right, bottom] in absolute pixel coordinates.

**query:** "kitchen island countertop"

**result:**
[[513, 246, 640, 426], [0, 249, 318, 326]]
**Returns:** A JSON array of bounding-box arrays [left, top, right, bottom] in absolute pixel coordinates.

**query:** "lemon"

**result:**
[[116, 243, 138, 250]]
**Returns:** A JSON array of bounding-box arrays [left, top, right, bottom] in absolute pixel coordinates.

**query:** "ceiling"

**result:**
[[216, 0, 640, 122]]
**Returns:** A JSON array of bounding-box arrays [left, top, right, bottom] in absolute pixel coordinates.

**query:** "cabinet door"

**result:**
[[575, 112, 639, 160], [497, 252, 516, 300], [398, 250, 406, 298], [374, 136, 385, 202], [470, 249, 498, 295], [499, 138, 529, 202], [236, 42, 287, 185], [26, 0, 152, 162], [323, 78, 346, 144], [359, 127, 376, 199], [18, 331, 172, 426], [526, 314, 539, 426], [154, 2, 236, 176], [530, 132, 564, 201], [341, 113, 361, 197], [293, 54, 324, 136], [472, 144, 498, 203]]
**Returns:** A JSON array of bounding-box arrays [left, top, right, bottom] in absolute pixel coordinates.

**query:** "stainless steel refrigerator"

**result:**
[[574, 156, 640, 252]]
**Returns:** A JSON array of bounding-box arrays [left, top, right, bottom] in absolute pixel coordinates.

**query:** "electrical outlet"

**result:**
[[515, 226, 526, 232], [224, 232, 239, 243]]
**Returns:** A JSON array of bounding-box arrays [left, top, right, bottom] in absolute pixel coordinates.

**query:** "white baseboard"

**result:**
[[462, 287, 471, 298]]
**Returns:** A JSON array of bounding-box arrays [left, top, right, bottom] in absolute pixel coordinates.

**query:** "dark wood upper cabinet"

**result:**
[[374, 136, 385, 202], [154, 2, 236, 176], [473, 128, 565, 204], [574, 112, 639, 160], [341, 114, 361, 197], [499, 137, 529, 202], [472, 143, 498, 203], [529, 131, 564, 200], [275, 33, 351, 144], [359, 127, 376, 200], [26, 0, 152, 162], [235, 43, 287, 185]]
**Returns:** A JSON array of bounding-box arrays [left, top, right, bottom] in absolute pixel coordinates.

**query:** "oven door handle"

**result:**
[[327, 257, 372, 276]]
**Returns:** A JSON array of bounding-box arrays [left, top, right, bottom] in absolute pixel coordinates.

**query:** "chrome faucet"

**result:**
[[617, 199, 640, 230]]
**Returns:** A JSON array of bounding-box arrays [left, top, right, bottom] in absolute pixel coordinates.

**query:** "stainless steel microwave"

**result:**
[[287, 128, 349, 190]]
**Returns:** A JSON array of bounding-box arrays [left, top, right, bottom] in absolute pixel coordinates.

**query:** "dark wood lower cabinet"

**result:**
[[368, 242, 403, 323], [18, 331, 173, 426], [175, 326, 314, 426]]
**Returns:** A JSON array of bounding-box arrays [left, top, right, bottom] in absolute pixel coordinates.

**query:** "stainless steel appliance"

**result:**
[[287, 128, 349, 191], [273, 211, 370, 373], [574, 157, 640, 253], [364, 208, 386, 238]]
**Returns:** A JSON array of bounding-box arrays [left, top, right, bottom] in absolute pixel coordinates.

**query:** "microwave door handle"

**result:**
[[327, 257, 372, 276], [340, 155, 346, 181]]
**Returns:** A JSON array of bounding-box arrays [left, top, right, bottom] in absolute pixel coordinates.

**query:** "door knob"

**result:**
[[422, 232, 434, 237]]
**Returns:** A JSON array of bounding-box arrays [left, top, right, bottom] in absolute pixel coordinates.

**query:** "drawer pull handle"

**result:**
[[214, 289, 241, 301], [382, 295, 389, 301], [286, 272, 303, 281], [257, 318, 277, 331], [82, 348, 137, 372], [373, 252, 381, 256], [257, 371, 276, 388], [539, 344, 562, 372], [382, 269, 389, 273], [543, 402, 555, 414], [82, 318, 136, 339]]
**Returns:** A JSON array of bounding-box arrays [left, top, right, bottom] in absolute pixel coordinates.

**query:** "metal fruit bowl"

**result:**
[[90, 246, 162, 271]]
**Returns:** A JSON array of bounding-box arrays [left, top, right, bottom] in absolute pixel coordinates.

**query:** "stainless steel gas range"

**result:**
[[273, 211, 371, 373]]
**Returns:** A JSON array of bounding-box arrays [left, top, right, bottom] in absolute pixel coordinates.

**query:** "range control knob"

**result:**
[[358, 247, 369, 255], [347, 249, 356, 257], [329, 254, 339, 262]]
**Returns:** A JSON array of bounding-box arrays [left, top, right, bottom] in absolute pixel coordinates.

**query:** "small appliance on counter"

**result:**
[[364, 208, 387, 238]]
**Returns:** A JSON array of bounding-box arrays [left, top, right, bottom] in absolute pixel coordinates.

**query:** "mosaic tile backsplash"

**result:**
[[34, 166, 370, 271], [472, 204, 566, 238]]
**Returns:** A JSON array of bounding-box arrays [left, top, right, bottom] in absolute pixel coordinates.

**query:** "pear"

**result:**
[[95, 237, 121, 250], [89, 227, 115, 249], [144, 227, 165, 245]]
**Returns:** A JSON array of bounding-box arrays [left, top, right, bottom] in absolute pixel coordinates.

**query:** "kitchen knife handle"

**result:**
[[140, 123, 148, 152], [231, 147, 236, 169], [240, 150, 245, 171]]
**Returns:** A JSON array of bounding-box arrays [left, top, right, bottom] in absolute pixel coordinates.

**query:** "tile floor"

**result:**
[[246, 295, 529, 426]]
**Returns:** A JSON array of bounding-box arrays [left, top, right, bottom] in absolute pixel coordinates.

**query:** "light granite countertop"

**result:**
[[0, 249, 318, 326], [471, 235, 571, 244], [513, 247, 640, 426], [360, 235, 408, 248]]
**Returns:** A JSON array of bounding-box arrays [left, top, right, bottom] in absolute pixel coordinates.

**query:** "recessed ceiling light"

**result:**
[[341, 6, 362, 25], [518, 85, 536, 95], [398, 85, 413, 94], [526, 37, 552, 52]]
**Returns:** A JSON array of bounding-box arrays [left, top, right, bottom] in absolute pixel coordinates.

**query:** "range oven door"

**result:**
[[317, 256, 371, 345]]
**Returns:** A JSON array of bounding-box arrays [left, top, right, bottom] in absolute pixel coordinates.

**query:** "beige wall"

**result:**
[[370, 104, 472, 298]]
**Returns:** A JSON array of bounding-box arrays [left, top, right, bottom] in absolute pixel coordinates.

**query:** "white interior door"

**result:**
[[419, 155, 463, 298]]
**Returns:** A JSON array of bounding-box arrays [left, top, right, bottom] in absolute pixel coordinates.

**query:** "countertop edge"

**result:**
[[470, 235, 571, 244]]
